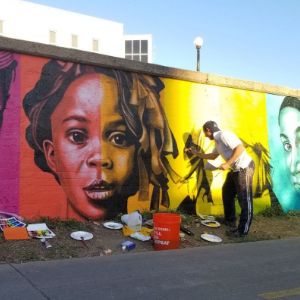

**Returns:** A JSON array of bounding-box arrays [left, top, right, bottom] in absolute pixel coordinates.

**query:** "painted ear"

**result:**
[[43, 140, 57, 173]]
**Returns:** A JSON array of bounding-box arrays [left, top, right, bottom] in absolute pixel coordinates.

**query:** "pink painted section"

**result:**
[[0, 54, 20, 213]]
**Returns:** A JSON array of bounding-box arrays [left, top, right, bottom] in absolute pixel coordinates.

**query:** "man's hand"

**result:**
[[219, 162, 230, 170], [184, 147, 198, 155]]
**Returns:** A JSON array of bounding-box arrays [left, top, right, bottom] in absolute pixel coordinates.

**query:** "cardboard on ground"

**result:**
[[27, 223, 56, 239], [3, 227, 29, 240]]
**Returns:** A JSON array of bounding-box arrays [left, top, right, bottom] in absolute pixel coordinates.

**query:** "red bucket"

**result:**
[[153, 213, 181, 251]]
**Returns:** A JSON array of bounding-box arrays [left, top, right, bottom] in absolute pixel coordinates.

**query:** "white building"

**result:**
[[0, 0, 152, 62]]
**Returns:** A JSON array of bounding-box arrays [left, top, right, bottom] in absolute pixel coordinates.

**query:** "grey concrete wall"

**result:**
[[0, 35, 299, 97]]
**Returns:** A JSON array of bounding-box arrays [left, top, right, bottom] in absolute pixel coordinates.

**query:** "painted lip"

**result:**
[[83, 179, 114, 201]]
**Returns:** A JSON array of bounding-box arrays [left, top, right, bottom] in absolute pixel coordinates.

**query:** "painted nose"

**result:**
[[290, 147, 300, 175], [87, 153, 113, 169]]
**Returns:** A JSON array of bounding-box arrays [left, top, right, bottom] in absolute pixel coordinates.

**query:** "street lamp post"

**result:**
[[193, 36, 203, 72]]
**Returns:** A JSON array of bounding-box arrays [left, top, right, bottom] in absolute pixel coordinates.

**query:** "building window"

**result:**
[[92, 39, 99, 52], [141, 40, 148, 53], [133, 55, 140, 61], [71, 34, 78, 48], [0, 20, 3, 34], [141, 54, 148, 63], [125, 40, 132, 53], [49, 30, 56, 44], [133, 40, 139, 53], [125, 39, 149, 63]]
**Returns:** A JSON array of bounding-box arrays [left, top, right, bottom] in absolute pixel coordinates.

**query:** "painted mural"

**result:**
[[0, 51, 298, 221], [267, 95, 300, 211]]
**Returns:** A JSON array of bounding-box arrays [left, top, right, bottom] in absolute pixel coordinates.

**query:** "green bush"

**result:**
[[258, 203, 286, 217]]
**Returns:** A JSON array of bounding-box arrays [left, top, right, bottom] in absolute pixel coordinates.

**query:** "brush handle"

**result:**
[[180, 226, 194, 236], [80, 237, 89, 248]]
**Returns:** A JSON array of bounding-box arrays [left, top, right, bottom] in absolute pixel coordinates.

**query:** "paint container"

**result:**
[[121, 211, 142, 232], [121, 240, 136, 252], [153, 213, 181, 251]]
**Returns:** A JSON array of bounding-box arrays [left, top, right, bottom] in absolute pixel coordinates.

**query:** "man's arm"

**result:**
[[185, 147, 219, 160], [219, 144, 244, 170]]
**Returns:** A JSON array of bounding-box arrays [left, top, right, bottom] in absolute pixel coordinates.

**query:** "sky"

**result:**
[[27, 0, 300, 89]]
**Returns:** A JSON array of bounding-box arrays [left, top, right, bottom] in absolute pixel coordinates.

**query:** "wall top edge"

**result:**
[[1, 35, 299, 97]]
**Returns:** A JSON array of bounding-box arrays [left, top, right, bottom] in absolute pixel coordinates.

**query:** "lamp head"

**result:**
[[194, 36, 203, 49]]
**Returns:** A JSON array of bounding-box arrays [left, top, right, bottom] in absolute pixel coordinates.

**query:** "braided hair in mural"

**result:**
[[0, 51, 17, 130]]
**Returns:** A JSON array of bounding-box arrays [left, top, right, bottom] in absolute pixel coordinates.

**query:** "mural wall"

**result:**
[[0, 51, 299, 221]]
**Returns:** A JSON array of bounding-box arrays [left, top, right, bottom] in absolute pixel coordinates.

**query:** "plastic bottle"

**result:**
[[126, 211, 142, 232]]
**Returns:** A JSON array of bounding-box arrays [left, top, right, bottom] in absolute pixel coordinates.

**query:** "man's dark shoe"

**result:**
[[224, 220, 237, 228], [226, 228, 247, 238], [215, 216, 225, 223], [215, 217, 236, 228]]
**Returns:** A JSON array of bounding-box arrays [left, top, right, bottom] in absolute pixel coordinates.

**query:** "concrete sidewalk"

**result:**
[[1, 237, 300, 300]]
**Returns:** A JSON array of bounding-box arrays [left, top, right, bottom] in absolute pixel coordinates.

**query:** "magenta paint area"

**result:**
[[0, 52, 20, 213]]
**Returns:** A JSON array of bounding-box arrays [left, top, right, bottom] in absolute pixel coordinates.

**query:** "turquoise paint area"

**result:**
[[267, 94, 300, 211]]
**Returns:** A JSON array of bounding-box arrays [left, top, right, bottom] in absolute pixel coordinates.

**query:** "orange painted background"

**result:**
[[19, 55, 67, 219]]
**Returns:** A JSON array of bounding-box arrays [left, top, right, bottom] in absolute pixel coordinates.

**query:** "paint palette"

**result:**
[[201, 220, 221, 228], [103, 221, 123, 230], [201, 233, 222, 243], [70, 231, 93, 241], [27, 223, 56, 239], [0, 217, 26, 231], [198, 214, 216, 221]]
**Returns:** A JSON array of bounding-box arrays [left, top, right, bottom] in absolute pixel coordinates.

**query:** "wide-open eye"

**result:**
[[108, 131, 130, 147], [67, 129, 88, 145], [282, 142, 292, 152]]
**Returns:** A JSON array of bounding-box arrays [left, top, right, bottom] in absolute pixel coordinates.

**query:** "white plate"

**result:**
[[103, 221, 123, 230], [201, 220, 221, 228], [201, 233, 222, 243], [70, 231, 93, 241], [198, 214, 216, 221]]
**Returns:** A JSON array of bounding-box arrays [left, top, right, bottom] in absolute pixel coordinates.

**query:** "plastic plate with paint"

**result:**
[[103, 221, 123, 230], [200, 233, 222, 243], [70, 231, 93, 241], [201, 219, 221, 228], [198, 214, 216, 221]]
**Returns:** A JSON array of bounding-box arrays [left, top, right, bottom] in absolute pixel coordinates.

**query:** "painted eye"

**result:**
[[283, 142, 292, 152], [109, 132, 129, 147], [68, 130, 87, 144]]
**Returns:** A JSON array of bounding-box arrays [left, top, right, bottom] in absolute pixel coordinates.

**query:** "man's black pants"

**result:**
[[222, 161, 255, 235]]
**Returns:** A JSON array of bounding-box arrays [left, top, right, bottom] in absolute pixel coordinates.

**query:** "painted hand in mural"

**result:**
[[23, 60, 180, 220]]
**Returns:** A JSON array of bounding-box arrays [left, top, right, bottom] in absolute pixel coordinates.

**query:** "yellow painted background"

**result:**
[[157, 78, 271, 215]]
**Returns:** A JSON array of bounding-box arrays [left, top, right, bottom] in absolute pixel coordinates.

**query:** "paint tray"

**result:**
[[27, 223, 56, 239], [0, 216, 26, 231]]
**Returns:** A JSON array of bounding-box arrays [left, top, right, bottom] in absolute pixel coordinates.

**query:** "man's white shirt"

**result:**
[[212, 131, 252, 171]]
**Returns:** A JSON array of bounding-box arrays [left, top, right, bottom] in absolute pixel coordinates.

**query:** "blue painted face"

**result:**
[[279, 106, 300, 193]]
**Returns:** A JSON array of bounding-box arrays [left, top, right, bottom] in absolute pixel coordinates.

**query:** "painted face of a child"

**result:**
[[43, 73, 136, 219], [279, 106, 300, 193]]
